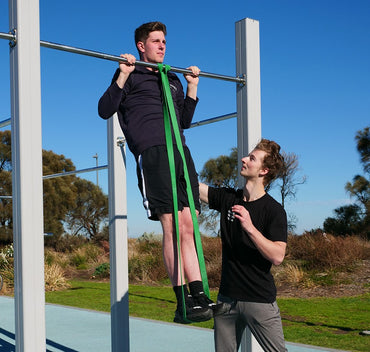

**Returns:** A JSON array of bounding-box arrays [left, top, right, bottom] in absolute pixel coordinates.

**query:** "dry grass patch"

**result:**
[[44, 263, 70, 291]]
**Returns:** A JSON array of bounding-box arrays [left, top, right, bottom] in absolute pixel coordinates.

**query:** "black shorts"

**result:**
[[136, 145, 200, 221]]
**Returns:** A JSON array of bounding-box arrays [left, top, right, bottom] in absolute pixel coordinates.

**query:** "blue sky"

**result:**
[[0, 0, 369, 237]]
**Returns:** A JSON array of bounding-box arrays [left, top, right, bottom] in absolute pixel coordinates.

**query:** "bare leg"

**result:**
[[179, 207, 201, 283], [159, 208, 201, 286], [160, 212, 181, 286], [160, 210, 215, 324]]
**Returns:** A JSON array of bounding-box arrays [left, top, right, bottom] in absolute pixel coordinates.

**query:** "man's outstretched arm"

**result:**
[[199, 182, 209, 204]]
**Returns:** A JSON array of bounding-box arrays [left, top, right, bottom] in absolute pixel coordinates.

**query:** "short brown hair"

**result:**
[[254, 138, 284, 186], [134, 21, 167, 45]]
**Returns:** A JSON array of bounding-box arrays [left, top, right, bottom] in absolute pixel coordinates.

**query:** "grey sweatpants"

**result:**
[[214, 294, 287, 352]]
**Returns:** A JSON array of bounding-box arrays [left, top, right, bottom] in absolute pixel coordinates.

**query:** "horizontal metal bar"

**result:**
[[0, 32, 15, 41], [1, 111, 235, 131], [1, 166, 109, 199], [0, 31, 244, 84], [39, 40, 244, 84], [43, 164, 108, 180], [0, 118, 11, 128], [190, 112, 236, 128]]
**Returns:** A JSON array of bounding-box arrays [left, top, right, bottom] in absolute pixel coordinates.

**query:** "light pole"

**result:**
[[93, 153, 98, 186]]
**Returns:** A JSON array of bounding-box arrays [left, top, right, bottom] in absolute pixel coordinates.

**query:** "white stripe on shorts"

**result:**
[[138, 154, 152, 219]]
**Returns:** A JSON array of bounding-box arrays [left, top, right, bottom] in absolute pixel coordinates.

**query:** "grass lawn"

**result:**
[[45, 280, 370, 352]]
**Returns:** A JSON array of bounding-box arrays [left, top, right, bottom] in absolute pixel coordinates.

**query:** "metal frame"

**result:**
[[2, 3, 261, 350], [9, 1, 46, 351], [1, 112, 237, 131], [236, 18, 263, 352], [107, 116, 129, 351], [236, 18, 262, 186], [1, 30, 245, 85], [39, 39, 246, 84], [0, 118, 11, 128]]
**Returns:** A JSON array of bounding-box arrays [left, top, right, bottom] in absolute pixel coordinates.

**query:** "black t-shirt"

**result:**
[[208, 187, 287, 303]]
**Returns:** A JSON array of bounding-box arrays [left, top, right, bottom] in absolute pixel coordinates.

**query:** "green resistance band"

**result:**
[[158, 64, 210, 320]]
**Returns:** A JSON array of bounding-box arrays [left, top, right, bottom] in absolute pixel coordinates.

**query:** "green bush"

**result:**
[[70, 251, 87, 269], [93, 263, 110, 278]]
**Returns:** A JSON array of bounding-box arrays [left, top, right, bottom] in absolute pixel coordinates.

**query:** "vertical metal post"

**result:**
[[9, 0, 46, 351], [235, 18, 263, 352], [236, 17, 262, 187], [108, 114, 129, 352]]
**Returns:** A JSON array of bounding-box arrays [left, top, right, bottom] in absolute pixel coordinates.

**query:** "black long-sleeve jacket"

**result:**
[[98, 65, 198, 159]]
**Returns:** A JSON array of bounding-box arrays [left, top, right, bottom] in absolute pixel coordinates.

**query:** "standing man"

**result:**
[[200, 139, 288, 351], [98, 21, 222, 324]]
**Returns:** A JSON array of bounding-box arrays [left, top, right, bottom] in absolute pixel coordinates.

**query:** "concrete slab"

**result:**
[[0, 296, 348, 352]]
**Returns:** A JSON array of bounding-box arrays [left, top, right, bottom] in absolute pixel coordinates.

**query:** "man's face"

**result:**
[[137, 31, 166, 63], [240, 149, 268, 179]]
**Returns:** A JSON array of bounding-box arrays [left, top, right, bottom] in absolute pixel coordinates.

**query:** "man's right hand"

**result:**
[[116, 53, 136, 88]]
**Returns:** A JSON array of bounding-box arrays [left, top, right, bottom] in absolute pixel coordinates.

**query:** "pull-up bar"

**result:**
[[1, 113, 235, 131], [0, 31, 245, 85], [5, 10, 262, 351], [0, 32, 15, 41], [0, 118, 11, 128]]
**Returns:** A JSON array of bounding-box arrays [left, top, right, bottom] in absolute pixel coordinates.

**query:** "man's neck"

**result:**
[[141, 57, 160, 72], [242, 179, 266, 202]]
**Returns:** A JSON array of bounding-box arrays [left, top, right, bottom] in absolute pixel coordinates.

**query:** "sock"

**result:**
[[173, 284, 189, 306], [188, 280, 204, 296]]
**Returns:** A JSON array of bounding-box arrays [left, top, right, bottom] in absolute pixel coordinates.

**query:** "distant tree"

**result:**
[[346, 128, 370, 221], [0, 171, 12, 226], [0, 131, 11, 172], [43, 150, 77, 236], [323, 127, 369, 237], [277, 152, 307, 209], [0, 170, 12, 244], [345, 175, 369, 216], [355, 126, 370, 174], [0, 131, 13, 243], [323, 204, 363, 236], [198, 148, 238, 236], [274, 151, 307, 232], [65, 178, 108, 240], [0, 131, 109, 240], [200, 147, 238, 188]]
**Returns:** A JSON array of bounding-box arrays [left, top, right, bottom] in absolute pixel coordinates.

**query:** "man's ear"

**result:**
[[137, 41, 145, 53], [260, 168, 269, 177]]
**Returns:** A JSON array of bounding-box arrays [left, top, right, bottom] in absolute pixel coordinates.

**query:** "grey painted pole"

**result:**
[[236, 18, 262, 184], [235, 18, 263, 352], [9, 0, 46, 351], [108, 115, 129, 352]]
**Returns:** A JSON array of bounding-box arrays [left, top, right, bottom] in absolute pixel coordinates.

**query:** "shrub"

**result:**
[[0, 244, 14, 293], [44, 233, 88, 252], [44, 263, 70, 291], [70, 248, 88, 269], [0, 260, 14, 293], [129, 252, 167, 284], [282, 262, 305, 284], [128, 234, 167, 283], [93, 263, 110, 278], [68, 243, 106, 270], [0, 227, 13, 246], [44, 248, 71, 269], [287, 231, 369, 270], [202, 236, 222, 288]]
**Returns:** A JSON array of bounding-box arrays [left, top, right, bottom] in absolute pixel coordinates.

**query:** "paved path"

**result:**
[[0, 296, 348, 352]]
